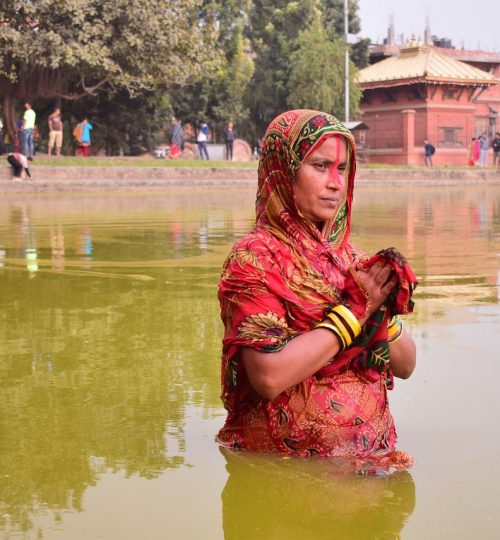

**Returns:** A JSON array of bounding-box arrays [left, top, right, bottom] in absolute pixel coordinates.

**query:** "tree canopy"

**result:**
[[0, 0, 369, 154], [287, 8, 361, 117], [0, 0, 221, 136], [168, 1, 254, 141]]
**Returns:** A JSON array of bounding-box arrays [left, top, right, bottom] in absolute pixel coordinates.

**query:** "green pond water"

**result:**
[[0, 184, 499, 539]]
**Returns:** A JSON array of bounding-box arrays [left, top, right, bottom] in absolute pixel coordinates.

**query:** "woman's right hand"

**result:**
[[344, 261, 398, 326]]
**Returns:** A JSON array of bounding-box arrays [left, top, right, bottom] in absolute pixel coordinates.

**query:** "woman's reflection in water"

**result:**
[[221, 449, 415, 540]]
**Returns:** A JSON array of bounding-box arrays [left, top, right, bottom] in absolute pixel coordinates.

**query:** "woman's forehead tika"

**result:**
[[307, 137, 346, 162]]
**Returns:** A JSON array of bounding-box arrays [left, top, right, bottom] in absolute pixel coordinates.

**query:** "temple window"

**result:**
[[439, 127, 463, 147]]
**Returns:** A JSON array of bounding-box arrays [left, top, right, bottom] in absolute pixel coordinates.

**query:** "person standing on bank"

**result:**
[[473, 136, 481, 165], [492, 132, 500, 167], [216, 109, 417, 464], [47, 107, 63, 157], [22, 102, 36, 160], [468, 137, 477, 166], [224, 121, 236, 161], [423, 139, 435, 166], [197, 120, 210, 160], [479, 134, 489, 167], [73, 117, 93, 157], [170, 117, 184, 149]]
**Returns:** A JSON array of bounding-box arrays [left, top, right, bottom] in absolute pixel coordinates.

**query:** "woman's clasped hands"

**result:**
[[345, 260, 398, 326]]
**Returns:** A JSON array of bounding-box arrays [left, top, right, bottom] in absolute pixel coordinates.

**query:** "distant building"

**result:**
[[356, 34, 500, 166]]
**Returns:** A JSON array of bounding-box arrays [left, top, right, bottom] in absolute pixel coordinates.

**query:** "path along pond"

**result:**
[[0, 183, 499, 539]]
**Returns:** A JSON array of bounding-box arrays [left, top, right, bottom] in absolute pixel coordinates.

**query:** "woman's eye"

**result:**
[[314, 163, 326, 170]]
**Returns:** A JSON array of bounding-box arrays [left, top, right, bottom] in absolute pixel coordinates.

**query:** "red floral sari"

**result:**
[[217, 110, 415, 464]]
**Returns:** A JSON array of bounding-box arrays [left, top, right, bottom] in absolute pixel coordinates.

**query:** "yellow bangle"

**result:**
[[316, 321, 347, 350], [326, 311, 355, 347], [317, 304, 362, 353], [388, 326, 404, 344], [331, 305, 362, 337], [388, 315, 401, 331], [388, 318, 403, 341]]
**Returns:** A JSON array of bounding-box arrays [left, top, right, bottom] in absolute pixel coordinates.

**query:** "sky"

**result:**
[[357, 0, 500, 52]]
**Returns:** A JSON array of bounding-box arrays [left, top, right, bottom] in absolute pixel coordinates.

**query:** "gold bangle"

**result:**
[[330, 305, 362, 337], [326, 312, 354, 347], [316, 320, 346, 347], [316, 321, 347, 350], [388, 316, 401, 331], [330, 304, 361, 339], [388, 319, 403, 340], [388, 326, 404, 344]]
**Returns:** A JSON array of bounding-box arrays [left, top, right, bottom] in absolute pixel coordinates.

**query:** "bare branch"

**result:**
[[55, 76, 114, 100]]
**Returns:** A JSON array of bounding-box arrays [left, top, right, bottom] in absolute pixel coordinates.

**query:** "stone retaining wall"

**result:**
[[0, 164, 498, 193]]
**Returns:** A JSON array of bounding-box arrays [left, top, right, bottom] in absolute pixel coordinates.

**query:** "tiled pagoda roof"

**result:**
[[358, 42, 497, 88]]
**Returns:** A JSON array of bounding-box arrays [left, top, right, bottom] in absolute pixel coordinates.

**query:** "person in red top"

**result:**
[[216, 110, 417, 467]]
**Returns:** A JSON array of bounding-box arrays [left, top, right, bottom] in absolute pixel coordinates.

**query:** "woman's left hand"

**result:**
[[346, 260, 398, 325]]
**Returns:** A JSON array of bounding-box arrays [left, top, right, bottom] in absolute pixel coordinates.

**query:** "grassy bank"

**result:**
[[33, 156, 258, 168], [32, 155, 498, 172]]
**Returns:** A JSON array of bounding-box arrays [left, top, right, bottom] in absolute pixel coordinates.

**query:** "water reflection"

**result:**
[[0, 185, 498, 538], [0, 195, 232, 532], [221, 451, 415, 540], [78, 227, 93, 259], [50, 224, 65, 271], [352, 185, 500, 308]]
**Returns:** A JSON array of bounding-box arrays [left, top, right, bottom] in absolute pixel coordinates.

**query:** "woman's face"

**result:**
[[294, 136, 348, 224]]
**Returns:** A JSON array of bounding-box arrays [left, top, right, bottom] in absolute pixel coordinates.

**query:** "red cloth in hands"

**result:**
[[342, 247, 418, 320], [317, 248, 417, 381]]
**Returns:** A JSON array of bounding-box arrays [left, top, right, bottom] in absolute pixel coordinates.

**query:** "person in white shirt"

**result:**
[[196, 121, 210, 160]]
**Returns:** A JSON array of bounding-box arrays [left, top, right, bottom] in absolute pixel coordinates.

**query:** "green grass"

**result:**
[[359, 162, 476, 170], [33, 156, 258, 168], [32, 156, 490, 171]]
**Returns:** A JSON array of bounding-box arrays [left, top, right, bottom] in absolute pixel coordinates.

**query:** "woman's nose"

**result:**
[[327, 167, 343, 190]]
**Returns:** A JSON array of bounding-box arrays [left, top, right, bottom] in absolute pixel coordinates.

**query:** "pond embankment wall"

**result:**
[[0, 165, 499, 193]]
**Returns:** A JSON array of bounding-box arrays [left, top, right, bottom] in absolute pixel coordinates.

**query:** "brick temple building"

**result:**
[[357, 37, 500, 165]]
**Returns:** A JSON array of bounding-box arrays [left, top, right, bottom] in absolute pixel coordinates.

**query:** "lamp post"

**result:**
[[344, 0, 349, 123]]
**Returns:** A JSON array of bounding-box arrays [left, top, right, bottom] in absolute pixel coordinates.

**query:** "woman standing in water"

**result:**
[[216, 110, 417, 464]]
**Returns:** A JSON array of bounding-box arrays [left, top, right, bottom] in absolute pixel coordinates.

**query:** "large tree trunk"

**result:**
[[1, 90, 18, 145], [1, 67, 72, 146]]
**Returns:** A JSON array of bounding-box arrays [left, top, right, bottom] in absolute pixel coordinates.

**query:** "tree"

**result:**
[[244, 0, 318, 134], [62, 91, 174, 156], [350, 38, 371, 69], [287, 9, 361, 119], [210, 23, 254, 136], [322, 0, 362, 37], [0, 0, 221, 139], [167, 1, 254, 143], [321, 0, 370, 68]]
